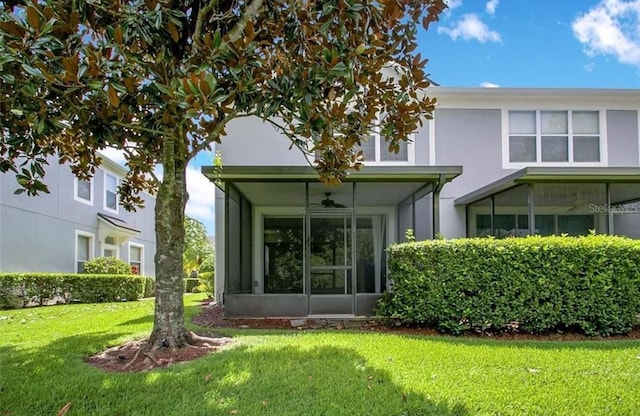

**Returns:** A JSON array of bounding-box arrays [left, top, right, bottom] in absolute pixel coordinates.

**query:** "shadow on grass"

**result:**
[[0, 332, 468, 416], [117, 314, 154, 326]]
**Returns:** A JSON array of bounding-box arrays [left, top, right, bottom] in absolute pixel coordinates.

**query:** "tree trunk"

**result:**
[[148, 136, 190, 350]]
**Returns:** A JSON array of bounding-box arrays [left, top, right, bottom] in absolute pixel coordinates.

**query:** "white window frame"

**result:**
[[74, 177, 93, 205], [102, 239, 120, 259], [502, 109, 608, 169], [357, 128, 416, 166], [75, 230, 95, 273], [103, 170, 120, 214], [128, 242, 144, 275], [252, 206, 397, 294]]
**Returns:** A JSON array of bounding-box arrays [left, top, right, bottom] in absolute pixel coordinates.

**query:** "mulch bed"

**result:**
[[85, 335, 234, 372], [86, 300, 640, 373], [193, 300, 640, 341]]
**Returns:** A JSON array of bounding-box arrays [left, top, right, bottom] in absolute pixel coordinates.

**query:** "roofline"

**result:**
[[201, 165, 463, 184], [429, 86, 640, 100], [97, 151, 128, 176], [454, 167, 640, 206], [97, 213, 141, 233]]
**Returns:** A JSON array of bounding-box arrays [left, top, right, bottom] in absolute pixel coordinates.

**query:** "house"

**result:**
[[203, 87, 640, 317], [0, 153, 156, 276]]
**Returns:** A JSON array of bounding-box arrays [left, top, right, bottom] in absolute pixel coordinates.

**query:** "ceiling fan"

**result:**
[[321, 193, 347, 208]]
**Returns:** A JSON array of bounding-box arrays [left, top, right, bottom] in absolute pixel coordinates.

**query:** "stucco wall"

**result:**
[[218, 117, 309, 166], [607, 110, 639, 167], [0, 157, 156, 275]]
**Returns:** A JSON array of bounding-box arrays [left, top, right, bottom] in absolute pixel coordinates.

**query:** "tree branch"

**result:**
[[226, 0, 264, 44], [195, 0, 221, 40], [188, 109, 240, 158], [195, 0, 263, 44]]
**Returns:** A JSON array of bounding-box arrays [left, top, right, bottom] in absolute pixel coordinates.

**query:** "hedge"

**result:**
[[82, 257, 132, 274], [184, 278, 200, 293], [198, 272, 214, 297], [377, 235, 640, 336], [0, 273, 154, 309]]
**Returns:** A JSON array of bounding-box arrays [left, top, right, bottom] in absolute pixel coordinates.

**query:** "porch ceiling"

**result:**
[[232, 181, 433, 206], [203, 165, 462, 207], [454, 167, 640, 206]]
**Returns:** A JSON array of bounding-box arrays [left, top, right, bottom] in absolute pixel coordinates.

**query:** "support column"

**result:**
[[527, 184, 535, 236], [432, 174, 446, 238], [606, 183, 614, 235]]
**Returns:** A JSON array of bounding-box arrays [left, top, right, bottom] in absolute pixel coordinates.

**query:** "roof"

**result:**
[[97, 213, 140, 233], [201, 165, 462, 184], [454, 167, 640, 206], [431, 86, 640, 100]]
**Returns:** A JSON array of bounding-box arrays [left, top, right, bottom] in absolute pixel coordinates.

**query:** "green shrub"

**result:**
[[184, 278, 200, 293], [143, 277, 156, 298], [197, 271, 214, 298], [199, 257, 214, 273], [82, 257, 132, 275], [0, 274, 25, 309], [378, 235, 640, 336], [0, 273, 148, 309]]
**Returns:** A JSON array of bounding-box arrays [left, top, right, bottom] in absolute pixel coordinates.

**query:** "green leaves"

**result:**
[[381, 235, 640, 336]]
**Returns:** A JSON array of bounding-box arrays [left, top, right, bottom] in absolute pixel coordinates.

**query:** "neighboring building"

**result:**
[[0, 153, 156, 276], [203, 87, 640, 317]]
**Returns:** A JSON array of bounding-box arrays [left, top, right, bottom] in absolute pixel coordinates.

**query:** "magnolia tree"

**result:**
[[0, 0, 446, 349]]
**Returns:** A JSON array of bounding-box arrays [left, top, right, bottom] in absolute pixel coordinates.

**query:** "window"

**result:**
[[355, 128, 414, 165], [104, 171, 119, 213], [474, 214, 595, 237], [129, 243, 143, 275], [75, 231, 94, 273], [102, 236, 119, 258], [507, 110, 602, 166], [263, 217, 304, 293], [74, 178, 93, 205]]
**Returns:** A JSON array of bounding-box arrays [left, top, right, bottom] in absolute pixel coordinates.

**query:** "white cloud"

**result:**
[[442, 0, 463, 19], [486, 0, 499, 16], [480, 82, 500, 88], [584, 62, 596, 72], [185, 164, 216, 234], [572, 0, 640, 67], [437, 14, 502, 43], [444, 0, 463, 11]]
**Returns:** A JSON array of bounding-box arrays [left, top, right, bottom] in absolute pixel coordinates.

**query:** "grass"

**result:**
[[0, 296, 639, 415]]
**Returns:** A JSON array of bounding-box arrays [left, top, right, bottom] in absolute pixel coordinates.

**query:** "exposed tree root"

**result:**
[[85, 333, 235, 372]]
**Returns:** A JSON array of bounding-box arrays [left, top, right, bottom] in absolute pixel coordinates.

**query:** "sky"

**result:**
[[107, 0, 640, 237], [421, 0, 640, 88]]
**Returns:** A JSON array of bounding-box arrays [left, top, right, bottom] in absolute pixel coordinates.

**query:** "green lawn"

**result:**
[[1, 295, 639, 415]]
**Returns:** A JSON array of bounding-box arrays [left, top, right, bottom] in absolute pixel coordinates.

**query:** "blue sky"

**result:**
[[110, 0, 640, 237], [420, 0, 640, 88]]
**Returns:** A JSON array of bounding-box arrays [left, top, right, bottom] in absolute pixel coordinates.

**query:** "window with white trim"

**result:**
[[74, 178, 93, 205], [75, 230, 94, 273], [507, 110, 602, 165], [356, 128, 415, 165], [104, 171, 119, 213], [102, 236, 119, 258], [129, 243, 143, 275]]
